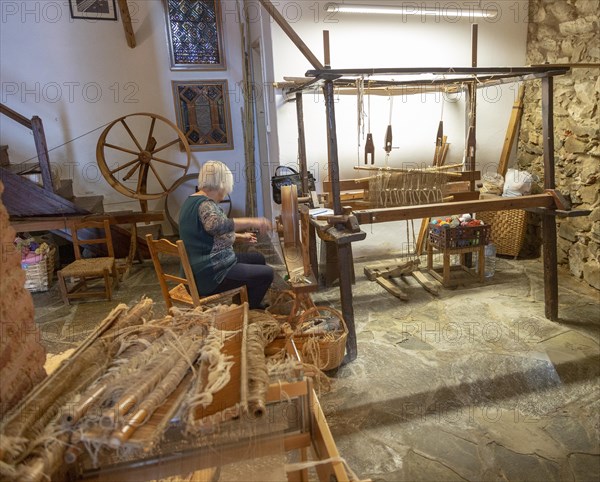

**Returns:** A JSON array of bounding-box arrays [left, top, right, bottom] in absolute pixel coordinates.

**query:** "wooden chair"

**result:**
[[145, 234, 248, 309], [115, 222, 138, 281], [57, 219, 119, 305]]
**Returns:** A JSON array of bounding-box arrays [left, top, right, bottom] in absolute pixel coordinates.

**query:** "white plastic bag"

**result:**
[[503, 168, 533, 197]]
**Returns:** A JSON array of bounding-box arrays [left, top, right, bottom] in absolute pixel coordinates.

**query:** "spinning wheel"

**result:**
[[97, 113, 191, 212]]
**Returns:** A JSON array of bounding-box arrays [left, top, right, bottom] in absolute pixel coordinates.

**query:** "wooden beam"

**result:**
[[30, 116, 54, 192], [9, 211, 164, 232], [305, 66, 570, 77], [497, 85, 525, 177], [116, 0, 136, 48], [471, 24, 478, 68], [0, 103, 33, 129], [541, 76, 558, 321], [258, 0, 324, 70], [376, 277, 408, 300], [353, 194, 556, 224], [323, 30, 330, 68]]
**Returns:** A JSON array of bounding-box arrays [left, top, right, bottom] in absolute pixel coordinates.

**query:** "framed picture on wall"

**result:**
[[164, 0, 226, 70], [69, 0, 118, 20], [172, 80, 234, 151]]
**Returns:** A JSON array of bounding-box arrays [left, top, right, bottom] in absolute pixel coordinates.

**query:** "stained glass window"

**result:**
[[165, 0, 226, 70], [172, 81, 233, 150]]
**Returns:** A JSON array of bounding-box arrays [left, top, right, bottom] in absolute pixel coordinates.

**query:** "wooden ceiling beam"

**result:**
[[117, 0, 136, 48], [258, 0, 324, 70]]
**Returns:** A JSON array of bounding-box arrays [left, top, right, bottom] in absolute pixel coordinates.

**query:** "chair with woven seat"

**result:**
[[57, 219, 119, 305], [145, 234, 248, 309]]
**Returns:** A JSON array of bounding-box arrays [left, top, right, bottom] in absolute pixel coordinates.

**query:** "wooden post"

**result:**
[[30, 116, 54, 193], [471, 24, 478, 68], [497, 85, 525, 177], [323, 30, 331, 68], [296, 92, 319, 277], [467, 24, 478, 191], [116, 0, 136, 48], [296, 93, 309, 194], [323, 79, 357, 362], [541, 76, 558, 321]]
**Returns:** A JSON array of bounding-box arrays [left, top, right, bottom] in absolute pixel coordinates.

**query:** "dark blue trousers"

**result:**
[[213, 252, 273, 309]]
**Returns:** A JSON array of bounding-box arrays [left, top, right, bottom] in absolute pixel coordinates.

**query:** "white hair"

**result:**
[[198, 161, 234, 195]]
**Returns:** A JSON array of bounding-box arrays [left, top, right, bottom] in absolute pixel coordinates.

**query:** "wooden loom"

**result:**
[[258, 0, 586, 363]]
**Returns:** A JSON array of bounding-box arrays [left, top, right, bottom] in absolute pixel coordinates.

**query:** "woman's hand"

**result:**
[[254, 217, 272, 235], [234, 217, 272, 235], [236, 232, 257, 243]]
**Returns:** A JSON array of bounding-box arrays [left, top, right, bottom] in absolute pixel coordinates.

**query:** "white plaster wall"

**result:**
[[266, 0, 530, 184], [0, 0, 258, 223]]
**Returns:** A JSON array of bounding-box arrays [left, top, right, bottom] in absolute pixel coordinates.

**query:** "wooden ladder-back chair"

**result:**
[[145, 234, 248, 309], [57, 219, 119, 305]]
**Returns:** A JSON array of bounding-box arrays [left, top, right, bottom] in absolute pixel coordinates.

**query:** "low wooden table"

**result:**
[[426, 242, 485, 287]]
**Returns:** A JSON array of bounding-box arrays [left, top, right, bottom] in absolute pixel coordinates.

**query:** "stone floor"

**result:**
[[31, 240, 600, 482]]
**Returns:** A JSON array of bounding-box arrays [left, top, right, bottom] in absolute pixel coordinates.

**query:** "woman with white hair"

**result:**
[[179, 160, 273, 309]]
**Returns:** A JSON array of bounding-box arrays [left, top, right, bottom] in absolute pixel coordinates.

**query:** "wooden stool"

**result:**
[[426, 242, 485, 287]]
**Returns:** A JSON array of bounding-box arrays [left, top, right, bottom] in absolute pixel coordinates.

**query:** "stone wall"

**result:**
[[517, 0, 600, 290], [0, 181, 47, 415]]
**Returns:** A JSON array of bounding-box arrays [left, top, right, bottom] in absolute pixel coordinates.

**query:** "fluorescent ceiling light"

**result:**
[[326, 3, 498, 18]]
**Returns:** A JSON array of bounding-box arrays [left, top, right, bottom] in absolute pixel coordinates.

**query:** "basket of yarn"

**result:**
[[292, 306, 347, 371], [428, 215, 491, 249], [16, 238, 56, 293]]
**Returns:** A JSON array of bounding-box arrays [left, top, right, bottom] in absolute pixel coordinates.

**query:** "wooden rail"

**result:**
[[1, 102, 54, 192], [353, 194, 555, 224], [0, 103, 32, 129]]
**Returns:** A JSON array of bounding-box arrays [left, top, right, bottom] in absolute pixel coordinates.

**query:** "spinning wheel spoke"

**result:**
[[123, 162, 141, 181], [152, 156, 187, 169], [145, 117, 157, 150], [105, 143, 140, 156], [120, 119, 144, 151], [152, 138, 180, 154], [149, 163, 168, 192], [110, 158, 140, 175]]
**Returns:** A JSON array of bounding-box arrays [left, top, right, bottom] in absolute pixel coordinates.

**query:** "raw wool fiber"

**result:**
[[366, 169, 448, 208], [0, 299, 219, 480], [2, 301, 306, 480], [0, 301, 143, 469]]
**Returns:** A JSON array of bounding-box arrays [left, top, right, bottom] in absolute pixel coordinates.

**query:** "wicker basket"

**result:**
[[22, 245, 56, 293], [428, 224, 491, 250], [265, 290, 296, 322], [292, 306, 347, 371], [477, 210, 527, 258]]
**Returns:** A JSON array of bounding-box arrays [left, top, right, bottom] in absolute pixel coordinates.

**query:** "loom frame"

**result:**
[[256, 0, 584, 362]]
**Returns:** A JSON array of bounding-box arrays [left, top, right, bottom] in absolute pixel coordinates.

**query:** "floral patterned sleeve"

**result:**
[[198, 201, 234, 236]]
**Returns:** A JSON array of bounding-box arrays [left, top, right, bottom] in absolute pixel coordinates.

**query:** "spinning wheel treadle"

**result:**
[[97, 112, 191, 212]]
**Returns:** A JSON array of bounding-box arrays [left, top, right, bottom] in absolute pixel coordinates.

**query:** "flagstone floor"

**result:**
[[32, 237, 599, 482]]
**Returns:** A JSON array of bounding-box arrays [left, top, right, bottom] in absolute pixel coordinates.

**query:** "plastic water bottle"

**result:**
[[484, 243, 497, 278]]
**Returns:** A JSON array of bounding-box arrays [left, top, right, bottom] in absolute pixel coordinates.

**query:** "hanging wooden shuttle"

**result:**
[[364, 133, 375, 164]]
